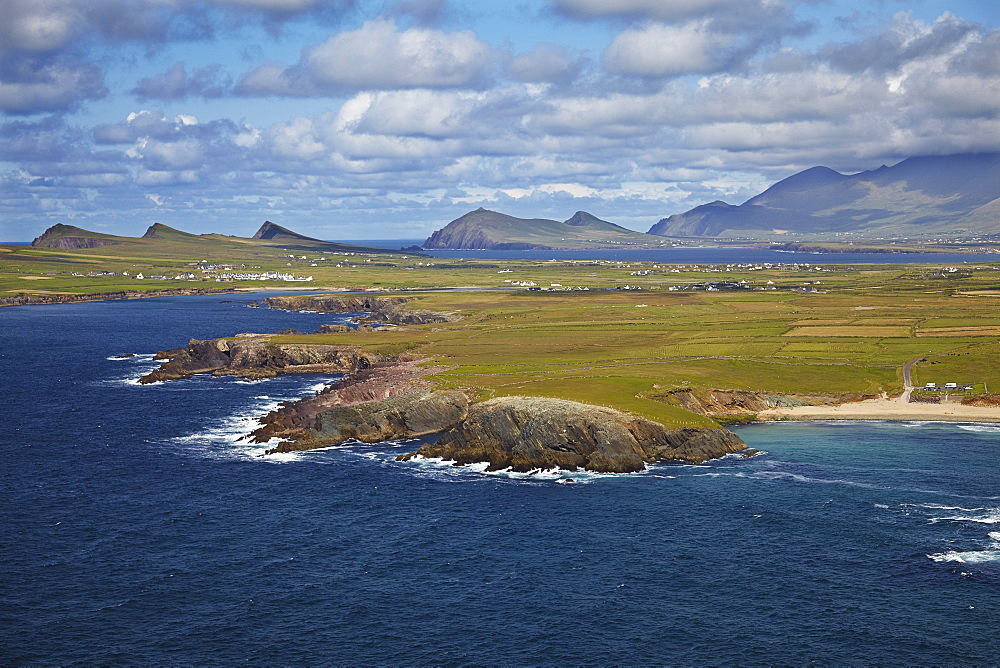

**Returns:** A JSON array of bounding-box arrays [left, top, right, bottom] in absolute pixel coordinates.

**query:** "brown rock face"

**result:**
[[397, 396, 748, 473], [139, 335, 374, 383]]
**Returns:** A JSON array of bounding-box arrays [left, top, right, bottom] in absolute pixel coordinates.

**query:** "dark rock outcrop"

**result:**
[[397, 396, 749, 473], [246, 352, 469, 453], [139, 334, 377, 383], [261, 390, 470, 455], [263, 295, 459, 325]]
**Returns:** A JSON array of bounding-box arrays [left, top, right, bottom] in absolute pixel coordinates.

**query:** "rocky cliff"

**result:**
[[262, 295, 459, 325], [0, 287, 234, 308], [139, 334, 378, 383], [248, 355, 467, 452], [397, 396, 750, 473], [260, 390, 471, 455]]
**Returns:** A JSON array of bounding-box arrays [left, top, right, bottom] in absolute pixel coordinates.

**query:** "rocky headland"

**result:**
[[396, 396, 750, 473], [262, 295, 459, 325], [0, 287, 235, 308], [139, 334, 380, 383]]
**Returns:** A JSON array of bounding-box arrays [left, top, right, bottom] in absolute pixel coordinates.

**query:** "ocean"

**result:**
[[339, 239, 1000, 265], [1, 293, 997, 665]]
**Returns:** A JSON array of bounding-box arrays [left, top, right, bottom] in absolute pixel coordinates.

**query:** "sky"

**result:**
[[1, 0, 998, 241]]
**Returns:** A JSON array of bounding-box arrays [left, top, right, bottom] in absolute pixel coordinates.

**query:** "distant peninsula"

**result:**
[[422, 208, 671, 250], [31, 221, 419, 256]]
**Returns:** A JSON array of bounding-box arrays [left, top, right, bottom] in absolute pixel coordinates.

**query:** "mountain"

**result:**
[[423, 209, 667, 249], [31, 222, 418, 256], [252, 221, 325, 243], [648, 153, 1000, 238], [31, 224, 126, 249]]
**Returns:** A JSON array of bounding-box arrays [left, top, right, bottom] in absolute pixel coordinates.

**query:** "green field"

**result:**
[[5, 240, 1000, 426]]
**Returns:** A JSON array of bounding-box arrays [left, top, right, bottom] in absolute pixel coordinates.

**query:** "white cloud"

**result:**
[[605, 20, 733, 76], [303, 19, 493, 90]]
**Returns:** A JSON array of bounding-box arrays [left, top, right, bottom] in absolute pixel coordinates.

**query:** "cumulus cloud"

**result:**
[[0, 59, 107, 114], [0, 0, 354, 114], [239, 19, 495, 95], [2, 5, 998, 239], [604, 20, 733, 76]]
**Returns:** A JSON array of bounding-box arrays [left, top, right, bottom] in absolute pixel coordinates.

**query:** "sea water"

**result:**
[[1, 294, 997, 665]]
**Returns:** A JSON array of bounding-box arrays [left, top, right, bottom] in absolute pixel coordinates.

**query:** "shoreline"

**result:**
[[756, 397, 1000, 423]]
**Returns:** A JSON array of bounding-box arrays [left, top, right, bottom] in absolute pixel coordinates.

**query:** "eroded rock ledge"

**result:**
[[139, 334, 378, 383], [262, 295, 458, 325], [397, 396, 750, 473]]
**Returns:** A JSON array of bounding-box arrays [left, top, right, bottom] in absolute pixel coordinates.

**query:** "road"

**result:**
[[900, 357, 922, 403]]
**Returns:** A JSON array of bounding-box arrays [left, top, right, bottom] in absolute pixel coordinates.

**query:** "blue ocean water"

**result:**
[[2, 294, 998, 665], [337, 239, 1000, 265]]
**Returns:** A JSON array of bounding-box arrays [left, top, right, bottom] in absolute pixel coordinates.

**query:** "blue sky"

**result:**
[[1, 0, 998, 240]]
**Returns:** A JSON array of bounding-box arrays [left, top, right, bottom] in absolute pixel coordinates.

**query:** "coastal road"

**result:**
[[900, 357, 922, 403]]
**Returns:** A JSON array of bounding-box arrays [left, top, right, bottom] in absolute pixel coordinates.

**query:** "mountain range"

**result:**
[[649, 153, 1000, 238]]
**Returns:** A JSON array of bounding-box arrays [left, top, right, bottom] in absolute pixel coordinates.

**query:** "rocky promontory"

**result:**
[[139, 334, 379, 383], [262, 295, 459, 325], [396, 396, 750, 473], [247, 355, 470, 453]]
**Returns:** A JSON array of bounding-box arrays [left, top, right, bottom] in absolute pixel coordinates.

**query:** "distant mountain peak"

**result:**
[[423, 208, 662, 250], [252, 221, 322, 242]]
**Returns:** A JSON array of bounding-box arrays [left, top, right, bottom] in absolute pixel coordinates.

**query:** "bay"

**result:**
[[1, 294, 997, 665]]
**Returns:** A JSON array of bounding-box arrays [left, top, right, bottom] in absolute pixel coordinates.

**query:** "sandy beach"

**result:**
[[757, 397, 1000, 423]]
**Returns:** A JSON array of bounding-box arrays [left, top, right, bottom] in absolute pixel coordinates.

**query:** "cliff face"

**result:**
[[249, 354, 462, 451], [261, 390, 471, 455], [139, 334, 377, 383], [263, 295, 459, 325], [397, 396, 749, 473]]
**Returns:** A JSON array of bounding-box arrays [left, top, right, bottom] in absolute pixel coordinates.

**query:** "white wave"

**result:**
[[169, 397, 292, 461], [920, 504, 988, 512], [928, 549, 1000, 564], [396, 454, 631, 483], [106, 353, 156, 361], [235, 378, 271, 385], [929, 512, 1000, 525], [956, 424, 1000, 433]]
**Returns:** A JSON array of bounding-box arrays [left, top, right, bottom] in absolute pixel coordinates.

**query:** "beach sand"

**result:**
[[758, 397, 1000, 423]]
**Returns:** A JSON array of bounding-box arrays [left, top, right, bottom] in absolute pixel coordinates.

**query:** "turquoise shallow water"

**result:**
[[1, 294, 998, 665]]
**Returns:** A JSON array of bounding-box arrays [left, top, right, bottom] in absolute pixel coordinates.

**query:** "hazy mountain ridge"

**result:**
[[648, 153, 1000, 238]]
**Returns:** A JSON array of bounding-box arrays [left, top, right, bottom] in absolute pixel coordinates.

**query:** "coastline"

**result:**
[[757, 397, 1000, 423]]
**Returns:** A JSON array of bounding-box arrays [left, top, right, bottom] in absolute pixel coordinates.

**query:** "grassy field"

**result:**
[[5, 241, 1000, 426]]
